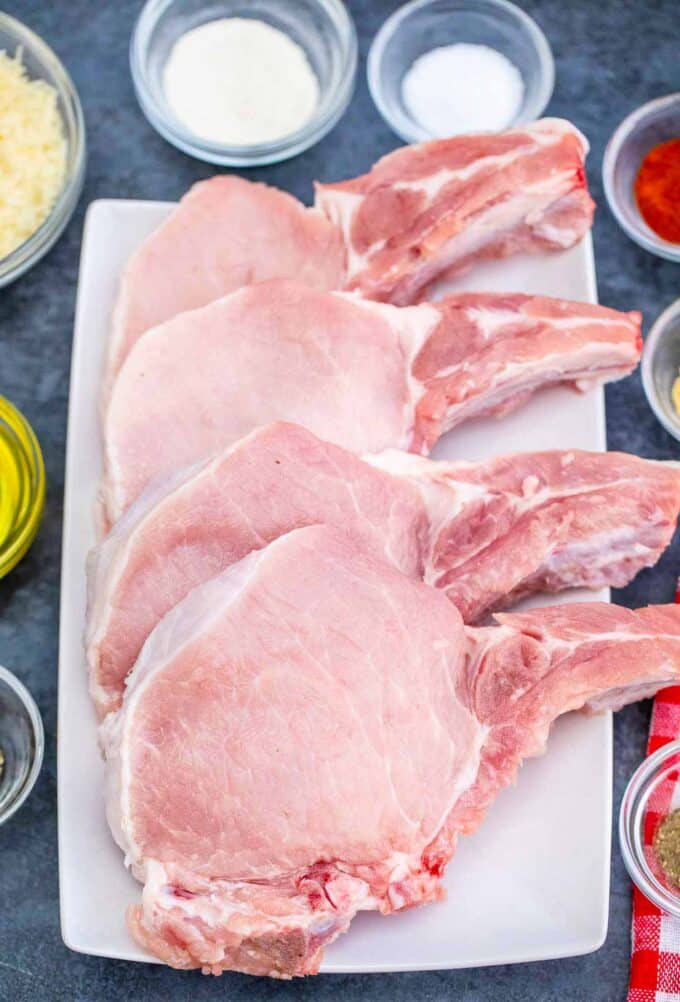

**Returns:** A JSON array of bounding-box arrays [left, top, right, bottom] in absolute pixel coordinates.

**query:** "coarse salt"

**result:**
[[402, 43, 525, 137]]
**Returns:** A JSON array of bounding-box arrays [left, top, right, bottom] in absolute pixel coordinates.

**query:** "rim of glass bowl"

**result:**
[[603, 93, 680, 264], [367, 0, 555, 145], [0, 665, 45, 827], [0, 12, 86, 287], [0, 397, 46, 580], [619, 740, 680, 917], [641, 297, 680, 443], [130, 0, 358, 166]]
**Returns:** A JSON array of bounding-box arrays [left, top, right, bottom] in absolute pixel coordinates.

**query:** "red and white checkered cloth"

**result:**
[[628, 586, 680, 1001]]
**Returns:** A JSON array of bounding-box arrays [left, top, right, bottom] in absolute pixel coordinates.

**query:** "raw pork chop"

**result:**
[[103, 525, 680, 977], [108, 118, 594, 371], [102, 280, 641, 522], [107, 176, 344, 383], [88, 422, 680, 717], [315, 118, 595, 304]]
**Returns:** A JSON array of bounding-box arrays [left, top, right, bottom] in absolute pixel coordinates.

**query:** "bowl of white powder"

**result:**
[[368, 0, 554, 143], [131, 0, 357, 166]]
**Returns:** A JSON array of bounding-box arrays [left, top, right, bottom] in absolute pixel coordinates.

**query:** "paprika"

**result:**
[[634, 138, 680, 244]]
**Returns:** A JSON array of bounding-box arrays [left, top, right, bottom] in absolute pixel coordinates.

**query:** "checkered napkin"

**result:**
[[628, 585, 680, 1001]]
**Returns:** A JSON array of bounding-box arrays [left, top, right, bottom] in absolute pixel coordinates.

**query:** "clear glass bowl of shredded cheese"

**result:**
[[131, 0, 357, 166], [0, 13, 85, 287]]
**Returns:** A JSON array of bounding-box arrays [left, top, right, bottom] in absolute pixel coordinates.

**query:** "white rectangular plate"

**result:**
[[59, 200, 611, 973]]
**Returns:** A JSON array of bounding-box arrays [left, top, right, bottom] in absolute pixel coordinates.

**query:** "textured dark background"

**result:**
[[0, 1, 678, 999]]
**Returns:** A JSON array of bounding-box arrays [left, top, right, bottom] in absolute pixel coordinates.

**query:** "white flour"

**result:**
[[402, 43, 524, 137], [163, 17, 319, 146]]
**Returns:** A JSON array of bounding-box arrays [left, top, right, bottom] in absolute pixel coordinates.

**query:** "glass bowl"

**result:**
[[620, 741, 680, 917], [0, 13, 86, 288], [131, 0, 357, 166], [641, 298, 680, 443], [0, 665, 44, 827], [603, 93, 680, 263], [367, 0, 554, 144], [0, 397, 46, 579]]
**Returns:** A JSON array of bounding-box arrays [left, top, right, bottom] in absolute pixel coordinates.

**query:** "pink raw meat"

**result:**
[[316, 118, 595, 304], [107, 176, 344, 385], [103, 525, 680, 977], [101, 280, 641, 522], [88, 422, 680, 717], [108, 119, 595, 374]]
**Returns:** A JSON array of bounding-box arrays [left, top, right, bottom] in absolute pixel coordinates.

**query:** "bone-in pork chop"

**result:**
[[107, 176, 345, 385], [108, 119, 594, 373], [101, 280, 640, 522], [316, 118, 595, 304], [88, 422, 680, 717], [103, 525, 680, 977]]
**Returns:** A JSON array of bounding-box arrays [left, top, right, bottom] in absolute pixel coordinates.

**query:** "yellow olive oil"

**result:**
[[0, 397, 45, 578]]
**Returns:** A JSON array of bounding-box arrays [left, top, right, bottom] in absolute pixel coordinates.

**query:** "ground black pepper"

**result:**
[[655, 809, 680, 887]]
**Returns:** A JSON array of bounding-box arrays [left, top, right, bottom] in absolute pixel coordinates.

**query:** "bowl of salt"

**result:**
[[368, 0, 554, 143]]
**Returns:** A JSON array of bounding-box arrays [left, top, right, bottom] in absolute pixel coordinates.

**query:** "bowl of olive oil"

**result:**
[[0, 397, 45, 578]]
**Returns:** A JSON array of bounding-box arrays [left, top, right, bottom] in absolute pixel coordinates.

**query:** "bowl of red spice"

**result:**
[[603, 93, 680, 263]]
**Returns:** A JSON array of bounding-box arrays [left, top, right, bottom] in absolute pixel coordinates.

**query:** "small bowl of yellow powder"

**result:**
[[641, 298, 680, 444], [0, 13, 85, 287]]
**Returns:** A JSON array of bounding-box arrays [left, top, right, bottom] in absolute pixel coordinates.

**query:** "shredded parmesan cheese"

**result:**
[[0, 49, 67, 259]]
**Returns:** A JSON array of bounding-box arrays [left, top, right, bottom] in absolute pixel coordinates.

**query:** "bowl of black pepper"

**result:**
[[620, 740, 680, 916], [0, 666, 44, 826]]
